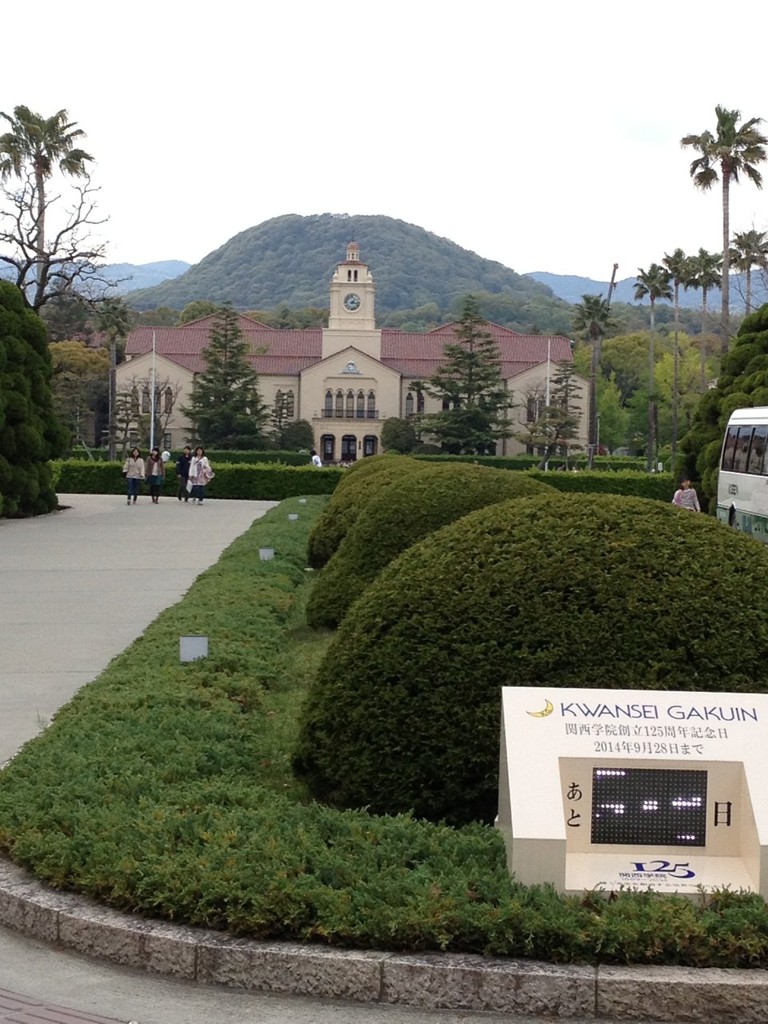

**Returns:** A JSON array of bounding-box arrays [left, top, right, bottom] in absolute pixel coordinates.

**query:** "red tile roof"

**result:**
[[124, 321, 572, 381]]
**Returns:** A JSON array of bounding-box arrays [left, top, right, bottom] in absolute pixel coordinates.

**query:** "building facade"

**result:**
[[118, 244, 588, 459]]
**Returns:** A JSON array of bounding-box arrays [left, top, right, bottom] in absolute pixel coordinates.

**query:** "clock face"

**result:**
[[343, 292, 361, 312]]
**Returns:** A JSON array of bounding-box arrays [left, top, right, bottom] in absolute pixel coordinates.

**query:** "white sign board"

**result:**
[[497, 687, 768, 897]]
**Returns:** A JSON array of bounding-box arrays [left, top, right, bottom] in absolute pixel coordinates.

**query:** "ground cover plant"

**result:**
[[2, 495, 768, 966], [305, 463, 554, 629], [296, 493, 768, 826]]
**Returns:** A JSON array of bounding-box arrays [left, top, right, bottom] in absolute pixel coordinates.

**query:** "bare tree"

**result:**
[[0, 171, 109, 309], [114, 374, 183, 453]]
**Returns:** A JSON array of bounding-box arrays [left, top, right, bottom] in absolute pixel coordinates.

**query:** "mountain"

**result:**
[[526, 270, 768, 314], [101, 260, 190, 293], [123, 214, 560, 319]]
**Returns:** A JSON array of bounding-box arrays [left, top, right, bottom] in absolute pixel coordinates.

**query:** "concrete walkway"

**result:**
[[0, 494, 754, 1023]]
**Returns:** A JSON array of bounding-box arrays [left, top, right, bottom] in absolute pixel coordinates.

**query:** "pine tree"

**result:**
[[181, 305, 270, 449], [522, 361, 584, 468], [424, 295, 512, 454]]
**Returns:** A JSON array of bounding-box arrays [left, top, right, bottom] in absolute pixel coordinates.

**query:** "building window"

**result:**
[[164, 387, 173, 414], [163, 433, 172, 450], [417, 390, 425, 414], [141, 387, 151, 413], [324, 390, 333, 415], [527, 396, 542, 423], [356, 390, 365, 417], [363, 435, 378, 457], [131, 387, 139, 415], [367, 390, 376, 418], [335, 390, 344, 416], [346, 390, 355, 417], [321, 434, 335, 460], [285, 390, 295, 418], [405, 392, 414, 417]]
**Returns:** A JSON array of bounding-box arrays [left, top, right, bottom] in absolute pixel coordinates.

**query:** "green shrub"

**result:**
[[295, 493, 768, 826], [306, 455, 424, 568], [53, 460, 342, 501], [306, 463, 553, 629]]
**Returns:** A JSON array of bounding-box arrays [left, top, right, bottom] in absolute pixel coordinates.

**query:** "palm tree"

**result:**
[[0, 105, 93, 309], [681, 106, 767, 349], [685, 248, 722, 390], [572, 294, 613, 468], [730, 228, 768, 313], [662, 249, 690, 471], [634, 264, 672, 473]]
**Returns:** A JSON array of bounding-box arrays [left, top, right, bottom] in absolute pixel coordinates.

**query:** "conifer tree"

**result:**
[[181, 305, 270, 449], [424, 295, 512, 454], [0, 281, 67, 516]]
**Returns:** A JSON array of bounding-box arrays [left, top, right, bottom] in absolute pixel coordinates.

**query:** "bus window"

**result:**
[[732, 427, 754, 474], [748, 425, 768, 475], [721, 426, 739, 470]]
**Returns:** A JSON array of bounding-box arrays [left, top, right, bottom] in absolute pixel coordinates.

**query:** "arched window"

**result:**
[[321, 434, 335, 460], [346, 389, 355, 416], [363, 435, 378, 456], [275, 388, 283, 408], [335, 390, 344, 416], [130, 387, 139, 415], [324, 390, 333, 415], [367, 390, 376, 418], [285, 390, 295, 418], [417, 390, 425, 414], [405, 392, 414, 417], [164, 387, 173, 414], [141, 387, 151, 413], [356, 390, 365, 417]]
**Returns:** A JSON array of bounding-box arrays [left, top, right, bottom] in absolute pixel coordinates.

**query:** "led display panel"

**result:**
[[591, 767, 707, 847]]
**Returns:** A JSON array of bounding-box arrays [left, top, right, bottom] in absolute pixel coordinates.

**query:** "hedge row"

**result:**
[[412, 453, 649, 472], [52, 460, 342, 501], [528, 468, 674, 501], [67, 449, 314, 466]]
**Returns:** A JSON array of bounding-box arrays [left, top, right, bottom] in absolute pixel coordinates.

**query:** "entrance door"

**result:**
[[341, 435, 357, 462]]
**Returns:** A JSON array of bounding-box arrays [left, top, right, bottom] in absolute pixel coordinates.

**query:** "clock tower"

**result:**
[[327, 242, 376, 332]]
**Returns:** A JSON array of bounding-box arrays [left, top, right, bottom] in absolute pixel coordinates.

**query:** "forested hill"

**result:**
[[125, 213, 572, 333]]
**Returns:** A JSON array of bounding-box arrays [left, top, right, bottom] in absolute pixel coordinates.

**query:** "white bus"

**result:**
[[717, 407, 768, 541]]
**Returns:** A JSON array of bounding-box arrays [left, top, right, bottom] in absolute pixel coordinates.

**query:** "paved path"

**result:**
[[0, 493, 276, 767]]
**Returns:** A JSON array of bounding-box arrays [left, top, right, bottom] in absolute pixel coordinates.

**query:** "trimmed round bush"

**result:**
[[306, 464, 553, 629], [306, 455, 423, 568], [295, 493, 768, 826]]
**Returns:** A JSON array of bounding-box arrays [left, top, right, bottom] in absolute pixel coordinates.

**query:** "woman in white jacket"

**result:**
[[188, 446, 213, 504]]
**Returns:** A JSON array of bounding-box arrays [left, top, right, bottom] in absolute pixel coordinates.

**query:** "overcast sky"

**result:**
[[5, 0, 768, 283]]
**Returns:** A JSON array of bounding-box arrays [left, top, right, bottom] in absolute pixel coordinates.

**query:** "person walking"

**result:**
[[145, 446, 166, 504], [122, 447, 145, 505], [175, 446, 192, 502], [672, 478, 701, 512], [188, 446, 213, 504], [310, 449, 322, 467]]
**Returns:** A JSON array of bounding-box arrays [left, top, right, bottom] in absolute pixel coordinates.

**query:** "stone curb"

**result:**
[[1, 857, 767, 1022]]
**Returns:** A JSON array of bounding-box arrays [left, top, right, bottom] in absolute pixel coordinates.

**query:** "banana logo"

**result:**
[[526, 699, 554, 718]]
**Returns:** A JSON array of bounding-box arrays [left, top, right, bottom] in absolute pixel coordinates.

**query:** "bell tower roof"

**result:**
[[345, 241, 360, 262]]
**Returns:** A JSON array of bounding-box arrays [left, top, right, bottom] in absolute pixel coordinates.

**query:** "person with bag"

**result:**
[[145, 446, 166, 504], [188, 446, 213, 504], [122, 447, 145, 505], [175, 446, 192, 502]]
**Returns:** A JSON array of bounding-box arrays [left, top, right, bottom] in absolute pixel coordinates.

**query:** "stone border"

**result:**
[[1, 857, 767, 1021]]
